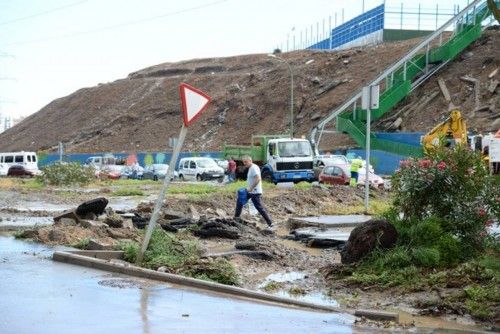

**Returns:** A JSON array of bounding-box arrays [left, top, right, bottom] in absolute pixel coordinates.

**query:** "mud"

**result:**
[[0, 182, 494, 332]]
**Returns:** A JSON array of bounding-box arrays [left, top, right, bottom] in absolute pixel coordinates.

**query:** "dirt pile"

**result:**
[[376, 27, 500, 133], [0, 38, 425, 153]]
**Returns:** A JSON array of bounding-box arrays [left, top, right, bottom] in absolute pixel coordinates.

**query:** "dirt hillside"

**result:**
[[0, 28, 498, 154]]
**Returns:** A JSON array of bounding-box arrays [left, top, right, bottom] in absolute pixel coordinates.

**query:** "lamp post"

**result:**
[[268, 54, 294, 138]]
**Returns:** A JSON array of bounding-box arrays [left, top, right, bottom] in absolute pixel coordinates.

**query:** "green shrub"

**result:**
[[113, 188, 144, 196], [436, 235, 462, 266], [392, 145, 499, 254], [382, 247, 412, 269], [412, 247, 440, 267], [37, 162, 95, 186]]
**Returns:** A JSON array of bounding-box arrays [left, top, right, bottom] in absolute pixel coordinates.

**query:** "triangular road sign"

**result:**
[[179, 83, 211, 126]]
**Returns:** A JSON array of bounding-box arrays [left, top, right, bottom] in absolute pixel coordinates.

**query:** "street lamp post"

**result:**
[[268, 54, 294, 138]]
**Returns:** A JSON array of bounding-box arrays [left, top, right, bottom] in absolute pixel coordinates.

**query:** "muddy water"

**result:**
[[396, 310, 488, 333], [0, 236, 359, 334]]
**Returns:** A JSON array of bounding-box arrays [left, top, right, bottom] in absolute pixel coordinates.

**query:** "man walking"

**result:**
[[234, 155, 273, 228]]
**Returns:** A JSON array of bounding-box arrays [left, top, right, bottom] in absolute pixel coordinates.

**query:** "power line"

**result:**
[[0, 0, 89, 26], [6, 0, 230, 47]]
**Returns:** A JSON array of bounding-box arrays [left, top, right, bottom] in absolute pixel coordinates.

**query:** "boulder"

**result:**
[[340, 219, 397, 264], [103, 214, 124, 228], [75, 197, 108, 217], [86, 239, 114, 250]]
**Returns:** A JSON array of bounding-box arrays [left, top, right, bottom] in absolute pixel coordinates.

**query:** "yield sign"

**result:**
[[179, 83, 211, 126]]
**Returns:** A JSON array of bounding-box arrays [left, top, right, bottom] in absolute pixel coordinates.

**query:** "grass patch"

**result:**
[[288, 286, 307, 296], [263, 281, 283, 292], [112, 188, 144, 196], [118, 228, 238, 285], [73, 238, 90, 249], [321, 199, 391, 216], [293, 182, 313, 190]]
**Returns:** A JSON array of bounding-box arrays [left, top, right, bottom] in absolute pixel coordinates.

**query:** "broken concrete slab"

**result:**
[[54, 210, 81, 224], [288, 215, 371, 230]]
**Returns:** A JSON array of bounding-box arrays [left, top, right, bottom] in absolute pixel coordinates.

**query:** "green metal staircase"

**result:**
[[310, 0, 499, 157]]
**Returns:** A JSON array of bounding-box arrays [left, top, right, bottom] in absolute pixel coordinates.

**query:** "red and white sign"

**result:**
[[179, 83, 211, 126]]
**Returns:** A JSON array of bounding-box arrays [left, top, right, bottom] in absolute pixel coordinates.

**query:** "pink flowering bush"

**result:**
[[392, 145, 499, 254]]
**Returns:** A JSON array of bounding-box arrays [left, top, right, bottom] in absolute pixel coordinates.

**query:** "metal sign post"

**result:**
[[136, 83, 211, 264], [361, 85, 379, 214]]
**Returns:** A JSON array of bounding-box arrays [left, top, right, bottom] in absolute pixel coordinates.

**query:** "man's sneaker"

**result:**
[[266, 224, 276, 231]]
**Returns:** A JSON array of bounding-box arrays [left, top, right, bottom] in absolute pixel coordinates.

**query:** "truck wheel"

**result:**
[[153, 175, 158, 181], [196, 174, 203, 181], [179, 174, 185, 181], [262, 170, 273, 183]]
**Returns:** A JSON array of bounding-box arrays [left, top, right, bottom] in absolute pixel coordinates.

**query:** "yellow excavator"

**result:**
[[422, 109, 467, 153], [488, 0, 500, 23]]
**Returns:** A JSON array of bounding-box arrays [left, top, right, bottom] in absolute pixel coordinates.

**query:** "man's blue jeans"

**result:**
[[234, 193, 272, 226]]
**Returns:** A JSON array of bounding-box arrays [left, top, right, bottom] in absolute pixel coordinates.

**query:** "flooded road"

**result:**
[[0, 235, 360, 334]]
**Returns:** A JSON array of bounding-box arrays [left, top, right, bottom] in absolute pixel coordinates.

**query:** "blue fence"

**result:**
[[374, 132, 424, 147], [336, 149, 406, 175], [308, 4, 384, 50]]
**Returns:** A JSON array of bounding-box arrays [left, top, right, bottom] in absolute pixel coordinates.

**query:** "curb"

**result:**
[[52, 250, 340, 313]]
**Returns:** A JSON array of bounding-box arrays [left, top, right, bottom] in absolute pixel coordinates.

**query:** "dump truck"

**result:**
[[223, 135, 315, 184]]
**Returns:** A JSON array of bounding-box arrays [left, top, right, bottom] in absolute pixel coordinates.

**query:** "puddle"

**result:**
[[261, 271, 307, 285], [0, 216, 53, 229], [396, 309, 488, 333], [107, 198, 145, 211], [276, 239, 323, 256], [10, 201, 70, 212]]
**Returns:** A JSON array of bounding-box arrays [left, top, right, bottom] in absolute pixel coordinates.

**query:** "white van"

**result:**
[[178, 157, 224, 181], [0, 151, 40, 176]]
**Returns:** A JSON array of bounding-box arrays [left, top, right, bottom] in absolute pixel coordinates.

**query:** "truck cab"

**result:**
[[264, 138, 315, 183], [223, 135, 315, 184]]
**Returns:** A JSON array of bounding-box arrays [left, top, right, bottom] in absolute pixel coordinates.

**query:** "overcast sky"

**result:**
[[0, 0, 469, 119]]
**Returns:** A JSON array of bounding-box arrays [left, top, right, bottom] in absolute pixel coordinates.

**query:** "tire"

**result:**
[[153, 175, 158, 181], [262, 170, 273, 183], [217, 176, 224, 183], [179, 174, 185, 181], [196, 174, 202, 181]]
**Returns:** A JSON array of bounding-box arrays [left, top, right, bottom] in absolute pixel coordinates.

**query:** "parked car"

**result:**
[[313, 155, 350, 180], [213, 158, 229, 173], [318, 164, 350, 185], [358, 169, 385, 189], [121, 165, 144, 180], [96, 165, 122, 180], [143, 164, 178, 181], [178, 157, 224, 182], [7, 165, 35, 178]]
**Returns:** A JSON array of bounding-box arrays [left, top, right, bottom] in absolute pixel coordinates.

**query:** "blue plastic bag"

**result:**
[[237, 188, 248, 206]]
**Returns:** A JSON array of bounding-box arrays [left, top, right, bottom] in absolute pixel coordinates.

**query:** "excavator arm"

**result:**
[[488, 0, 500, 23], [422, 110, 468, 153]]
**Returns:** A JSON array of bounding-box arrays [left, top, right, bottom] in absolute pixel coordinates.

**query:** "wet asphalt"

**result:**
[[0, 235, 360, 334]]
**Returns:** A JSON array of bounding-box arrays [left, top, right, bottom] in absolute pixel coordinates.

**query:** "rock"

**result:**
[[189, 205, 200, 220], [86, 239, 114, 250], [53, 210, 80, 224], [284, 205, 296, 214], [59, 218, 77, 225], [227, 83, 241, 94], [157, 266, 170, 273], [206, 208, 215, 215], [341, 219, 397, 264], [343, 59, 350, 64], [75, 197, 108, 217], [79, 220, 107, 229], [103, 214, 124, 228], [311, 76, 321, 84], [235, 241, 258, 250], [215, 208, 227, 217]]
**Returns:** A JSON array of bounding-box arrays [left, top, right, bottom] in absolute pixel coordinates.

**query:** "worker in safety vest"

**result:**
[[350, 158, 363, 187]]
